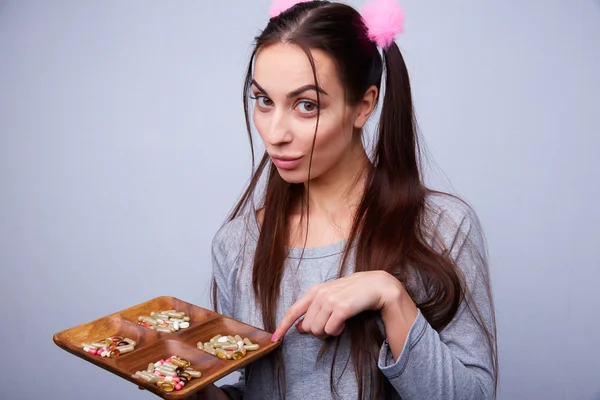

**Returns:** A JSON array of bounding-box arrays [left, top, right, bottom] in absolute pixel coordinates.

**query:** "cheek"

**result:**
[[308, 115, 353, 166], [253, 109, 268, 142]]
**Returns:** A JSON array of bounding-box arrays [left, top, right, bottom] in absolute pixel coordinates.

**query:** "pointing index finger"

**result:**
[[272, 292, 314, 342]]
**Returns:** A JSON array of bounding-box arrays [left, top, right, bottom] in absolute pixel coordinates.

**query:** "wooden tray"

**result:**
[[53, 296, 280, 399]]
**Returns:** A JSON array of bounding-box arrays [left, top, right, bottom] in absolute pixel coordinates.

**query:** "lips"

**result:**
[[270, 155, 302, 170]]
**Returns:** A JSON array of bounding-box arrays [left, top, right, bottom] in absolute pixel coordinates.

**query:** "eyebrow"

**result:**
[[251, 79, 328, 98]]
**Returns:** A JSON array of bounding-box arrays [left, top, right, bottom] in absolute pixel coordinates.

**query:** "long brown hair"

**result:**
[[214, 1, 497, 398]]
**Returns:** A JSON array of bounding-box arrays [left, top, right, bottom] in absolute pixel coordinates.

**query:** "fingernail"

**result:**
[[271, 333, 277, 342]]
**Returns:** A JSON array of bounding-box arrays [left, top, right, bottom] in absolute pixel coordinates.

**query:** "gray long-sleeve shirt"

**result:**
[[211, 192, 496, 399]]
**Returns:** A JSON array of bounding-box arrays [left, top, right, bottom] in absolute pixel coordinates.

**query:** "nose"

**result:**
[[263, 109, 293, 147]]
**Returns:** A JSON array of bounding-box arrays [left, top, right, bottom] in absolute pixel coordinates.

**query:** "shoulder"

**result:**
[[423, 190, 486, 260], [211, 213, 258, 273]]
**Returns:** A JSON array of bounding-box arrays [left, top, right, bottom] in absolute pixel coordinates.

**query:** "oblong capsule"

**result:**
[[172, 358, 190, 368], [179, 371, 192, 381], [91, 342, 108, 349], [183, 316, 190, 322], [158, 381, 175, 392], [161, 362, 177, 370], [227, 336, 236, 344], [187, 370, 201, 378], [215, 348, 228, 360], [221, 344, 238, 351], [203, 345, 216, 355], [139, 316, 158, 326], [156, 327, 172, 333], [210, 334, 222, 343], [244, 344, 260, 351], [243, 338, 253, 346], [157, 368, 177, 377], [117, 344, 135, 354], [147, 363, 154, 373], [124, 338, 137, 347], [108, 349, 121, 358], [197, 342, 204, 351], [179, 322, 190, 329], [234, 335, 243, 343], [166, 311, 184, 318], [138, 371, 159, 383], [135, 371, 149, 381]]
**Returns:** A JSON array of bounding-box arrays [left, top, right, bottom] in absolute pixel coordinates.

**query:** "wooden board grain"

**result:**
[[53, 296, 280, 399]]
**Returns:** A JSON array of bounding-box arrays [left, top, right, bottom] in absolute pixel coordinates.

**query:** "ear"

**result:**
[[353, 85, 378, 129]]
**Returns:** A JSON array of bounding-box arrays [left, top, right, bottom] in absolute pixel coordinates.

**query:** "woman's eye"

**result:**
[[255, 96, 273, 108], [296, 101, 318, 114]]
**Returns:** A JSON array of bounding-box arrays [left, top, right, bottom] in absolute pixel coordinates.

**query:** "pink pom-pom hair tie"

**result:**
[[361, 0, 405, 49], [270, 0, 312, 18]]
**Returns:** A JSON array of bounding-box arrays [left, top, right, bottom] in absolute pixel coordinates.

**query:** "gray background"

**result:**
[[1, 0, 598, 399]]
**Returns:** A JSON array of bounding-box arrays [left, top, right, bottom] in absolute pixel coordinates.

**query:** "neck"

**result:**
[[302, 140, 371, 218]]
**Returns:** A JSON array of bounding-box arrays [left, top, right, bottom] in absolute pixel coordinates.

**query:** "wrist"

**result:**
[[379, 272, 418, 323]]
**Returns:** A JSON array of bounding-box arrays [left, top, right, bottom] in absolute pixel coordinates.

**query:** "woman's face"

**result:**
[[251, 43, 371, 184]]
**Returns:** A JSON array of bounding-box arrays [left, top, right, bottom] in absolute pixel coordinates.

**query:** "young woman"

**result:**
[[201, 0, 497, 398]]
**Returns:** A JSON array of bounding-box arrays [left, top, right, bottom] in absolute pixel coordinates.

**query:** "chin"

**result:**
[[275, 168, 310, 184]]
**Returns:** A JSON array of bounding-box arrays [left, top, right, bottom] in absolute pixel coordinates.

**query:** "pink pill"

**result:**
[[166, 358, 172, 363], [89, 349, 97, 355], [172, 377, 181, 383], [160, 359, 165, 363], [175, 384, 183, 391]]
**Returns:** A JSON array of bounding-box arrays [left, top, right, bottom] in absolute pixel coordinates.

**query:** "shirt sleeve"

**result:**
[[378, 202, 496, 399], [211, 224, 246, 399]]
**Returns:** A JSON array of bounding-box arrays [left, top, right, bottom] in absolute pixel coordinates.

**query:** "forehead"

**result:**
[[253, 43, 340, 94]]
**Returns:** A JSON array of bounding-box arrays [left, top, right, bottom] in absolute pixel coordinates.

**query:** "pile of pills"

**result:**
[[137, 309, 191, 333], [81, 336, 137, 358], [134, 356, 202, 392], [197, 334, 260, 361]]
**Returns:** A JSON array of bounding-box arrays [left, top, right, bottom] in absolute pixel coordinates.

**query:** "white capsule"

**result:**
[[187, 370, 201, 378], [154, 361, 163, 367], [237, 341, 245, 351], [174, 321, 180, 331], [218, 336, 229, 343], [179, 322, 189, 329]]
